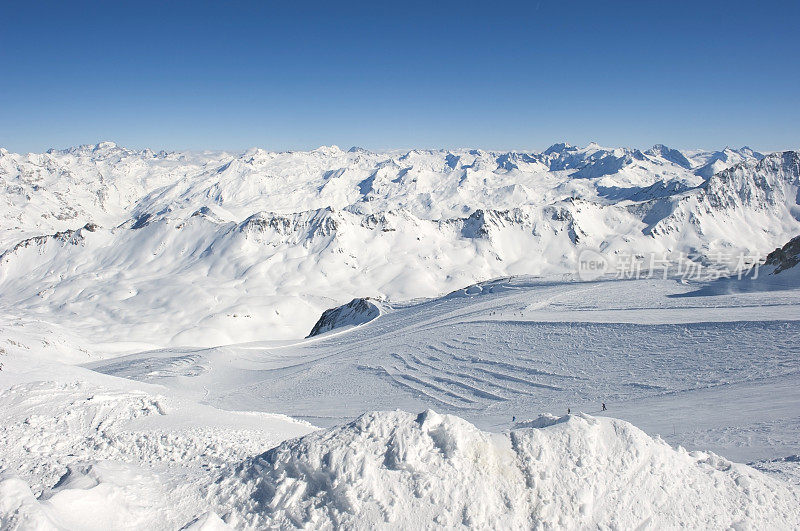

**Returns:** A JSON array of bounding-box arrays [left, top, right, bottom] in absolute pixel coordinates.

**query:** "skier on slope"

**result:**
[[602, 403, 607, 411]]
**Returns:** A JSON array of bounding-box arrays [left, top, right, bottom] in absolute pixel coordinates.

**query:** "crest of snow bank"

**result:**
[[213, 410, 800, 529]]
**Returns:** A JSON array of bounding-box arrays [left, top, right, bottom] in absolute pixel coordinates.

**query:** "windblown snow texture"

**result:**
[[212, 410, 800, 528]]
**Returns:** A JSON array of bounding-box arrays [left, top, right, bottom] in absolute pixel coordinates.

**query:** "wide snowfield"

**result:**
[[2, 143, 800, 527], [89, 276, 800, 464], [2, 274, 799, 528]]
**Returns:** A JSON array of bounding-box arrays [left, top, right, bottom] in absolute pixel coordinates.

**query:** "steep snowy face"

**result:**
[[645, 144, 692, 169], [211, 410, 800, 529], [692, 147, 765, 179], [702, 150, 800, 211], [0, 143, 795, 345], [641, 151, 800, 251]]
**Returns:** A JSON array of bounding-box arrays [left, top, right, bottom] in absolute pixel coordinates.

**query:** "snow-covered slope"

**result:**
[[3, 324, 798, 531], [0, 332, 314, 530], [1, 272, 799, 528], [0, 142, 229, 247], [88, 275, 800, 464], [211, 410, 799, 529], [2, 141, 800, 529], [0, 143, 796, 346], [692, 146, 765, 179]]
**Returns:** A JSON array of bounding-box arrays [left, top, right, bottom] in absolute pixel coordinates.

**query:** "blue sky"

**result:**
[[2, 0, 799, 153]]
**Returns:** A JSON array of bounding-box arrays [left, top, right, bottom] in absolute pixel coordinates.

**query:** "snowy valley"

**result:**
[[1, 142, 800, 528]]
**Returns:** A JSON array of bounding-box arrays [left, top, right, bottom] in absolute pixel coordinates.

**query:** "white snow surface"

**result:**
[[0, 351, 312, 530], [88, 274, 800, 464], [211, 410, 800, 529], [2, 142, 800, 528], [2, 273, 799, 528], [1, 142, 797, 345]]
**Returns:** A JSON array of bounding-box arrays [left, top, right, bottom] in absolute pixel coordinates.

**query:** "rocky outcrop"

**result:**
[[764, 235, 800, 274], [307, 298, 381, 337]]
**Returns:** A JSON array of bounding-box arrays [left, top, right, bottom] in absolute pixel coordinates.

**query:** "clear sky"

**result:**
[[2, 0, 799, 153]]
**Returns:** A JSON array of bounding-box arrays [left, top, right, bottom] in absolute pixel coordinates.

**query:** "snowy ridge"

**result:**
[[210, 410, 800, 529], [639, 150, 800, 241], [693, 146, 765, 179], [1, 143, 797, 345]]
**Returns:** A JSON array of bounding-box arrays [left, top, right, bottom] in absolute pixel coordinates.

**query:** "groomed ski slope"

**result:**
[[90, 275, 800, 464]]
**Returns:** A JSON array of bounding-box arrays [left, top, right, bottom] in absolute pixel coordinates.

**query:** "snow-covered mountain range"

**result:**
[[2, 141, 800, 529], [1, 142, 798, 346]]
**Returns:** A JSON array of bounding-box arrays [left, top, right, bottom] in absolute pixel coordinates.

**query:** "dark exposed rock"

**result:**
[[307, 298, 380, 337], [764, 235, 800, 274]]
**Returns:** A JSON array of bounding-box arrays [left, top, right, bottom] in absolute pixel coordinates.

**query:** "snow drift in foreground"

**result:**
[[0, 365, 798, 530], [211, 411, 800, 529]]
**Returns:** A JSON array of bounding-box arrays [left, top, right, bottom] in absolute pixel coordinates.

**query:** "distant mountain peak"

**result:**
[[543, 142, 575, 155], [645, 144, 692, 169]]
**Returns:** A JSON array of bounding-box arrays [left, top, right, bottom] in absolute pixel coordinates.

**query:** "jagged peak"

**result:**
[[543, 142, 575, 155], [645, 144, 692, 168], [347, 146, 370, 154], [764, 234, 800, 274], [307, 297, 381, 337]]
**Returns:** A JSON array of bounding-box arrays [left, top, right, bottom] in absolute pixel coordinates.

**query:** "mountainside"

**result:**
[[1, 142, 798, 346]]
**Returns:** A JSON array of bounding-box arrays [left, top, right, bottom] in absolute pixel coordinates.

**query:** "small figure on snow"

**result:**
[[512, 416, 516, 422], [567, 408, 570, 415], [602, 403, 607, 411]]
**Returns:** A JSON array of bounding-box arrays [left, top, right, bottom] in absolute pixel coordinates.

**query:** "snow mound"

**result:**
[[0, 462, 167, 531], [213, 410, 800, 529], [307, 298, 381, 337]]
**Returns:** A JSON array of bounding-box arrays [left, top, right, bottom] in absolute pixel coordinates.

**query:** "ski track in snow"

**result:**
[[88, 276, 800, 465]]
